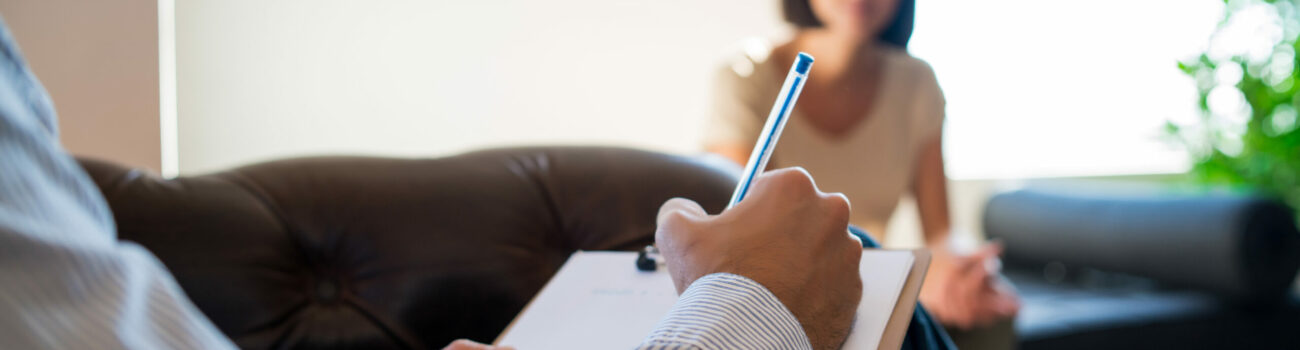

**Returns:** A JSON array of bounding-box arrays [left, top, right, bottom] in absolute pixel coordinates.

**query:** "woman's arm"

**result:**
[[913, 135, 951, 246], [913, 135, 1021, 330]]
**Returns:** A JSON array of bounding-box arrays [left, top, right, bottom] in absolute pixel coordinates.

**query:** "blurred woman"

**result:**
[[705, 0, 1021, 342]]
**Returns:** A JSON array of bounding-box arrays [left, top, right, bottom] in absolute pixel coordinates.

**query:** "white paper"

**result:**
[[496, 251, 679, 348], [497, 250, 914, 350], [840, 250, 915, 349]]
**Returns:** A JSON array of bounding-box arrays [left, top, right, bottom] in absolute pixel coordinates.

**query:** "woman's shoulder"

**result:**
[[881, 46, 938, 83], [880, 47, 946, 135]]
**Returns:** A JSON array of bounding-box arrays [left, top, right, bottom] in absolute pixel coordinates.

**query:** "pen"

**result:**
[[637, 52, 812, 272], [727, 52, 814, 208]]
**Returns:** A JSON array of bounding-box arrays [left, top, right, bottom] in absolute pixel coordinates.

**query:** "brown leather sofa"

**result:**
[[78, 147, 738, 349]]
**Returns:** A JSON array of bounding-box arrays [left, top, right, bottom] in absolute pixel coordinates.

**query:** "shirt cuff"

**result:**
[[638, 273, 812, 350]]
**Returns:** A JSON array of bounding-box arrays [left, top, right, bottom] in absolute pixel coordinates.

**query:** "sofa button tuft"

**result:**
[[316, 280, 340, 303]]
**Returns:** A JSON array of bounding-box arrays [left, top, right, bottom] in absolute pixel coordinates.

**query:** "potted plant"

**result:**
[[1171, 0, 1300, 222]]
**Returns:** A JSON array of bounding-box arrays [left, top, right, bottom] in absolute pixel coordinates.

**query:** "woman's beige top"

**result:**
[[706, 39, 946, 238]]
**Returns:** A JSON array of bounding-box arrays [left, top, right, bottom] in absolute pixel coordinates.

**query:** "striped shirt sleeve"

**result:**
[[0, 17, 237, 349], [637, 273, 812, 350]]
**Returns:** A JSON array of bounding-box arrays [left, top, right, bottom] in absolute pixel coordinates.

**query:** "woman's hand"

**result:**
[[919, 242, 1021, 330]]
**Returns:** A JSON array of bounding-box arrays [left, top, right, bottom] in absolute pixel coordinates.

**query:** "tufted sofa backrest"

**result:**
[[77, 147, 738, 349]]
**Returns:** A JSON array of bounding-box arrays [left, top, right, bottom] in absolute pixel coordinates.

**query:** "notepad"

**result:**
[[495, 249, 927, 349]]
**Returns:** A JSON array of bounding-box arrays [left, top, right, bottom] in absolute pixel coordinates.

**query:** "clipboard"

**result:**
[[879, 248, 932, 350], [495, 249, 931, 349]]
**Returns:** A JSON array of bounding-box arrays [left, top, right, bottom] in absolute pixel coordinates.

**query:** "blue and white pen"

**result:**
[[727, 52, 814, 208]]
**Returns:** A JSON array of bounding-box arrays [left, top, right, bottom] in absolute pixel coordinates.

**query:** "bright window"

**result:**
[[909, 0, 1225, 179]]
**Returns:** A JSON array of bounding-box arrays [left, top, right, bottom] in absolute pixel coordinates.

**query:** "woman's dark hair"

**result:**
[[781, 0, 915, 49]]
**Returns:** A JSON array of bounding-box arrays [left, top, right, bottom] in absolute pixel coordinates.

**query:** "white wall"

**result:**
[[0, 0, 161, 172], [176, 0, 786, 174]]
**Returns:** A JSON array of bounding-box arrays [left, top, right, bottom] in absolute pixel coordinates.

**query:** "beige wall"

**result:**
[[175, 0, 787, 175], [0, 0, 161, 172]]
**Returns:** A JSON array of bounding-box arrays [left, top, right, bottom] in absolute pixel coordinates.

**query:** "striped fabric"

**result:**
[[0, 17, 236, 349], [638, 273, 812, 350]]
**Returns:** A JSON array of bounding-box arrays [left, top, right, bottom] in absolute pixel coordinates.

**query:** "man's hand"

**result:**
[[655, 167, 863, 350]]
